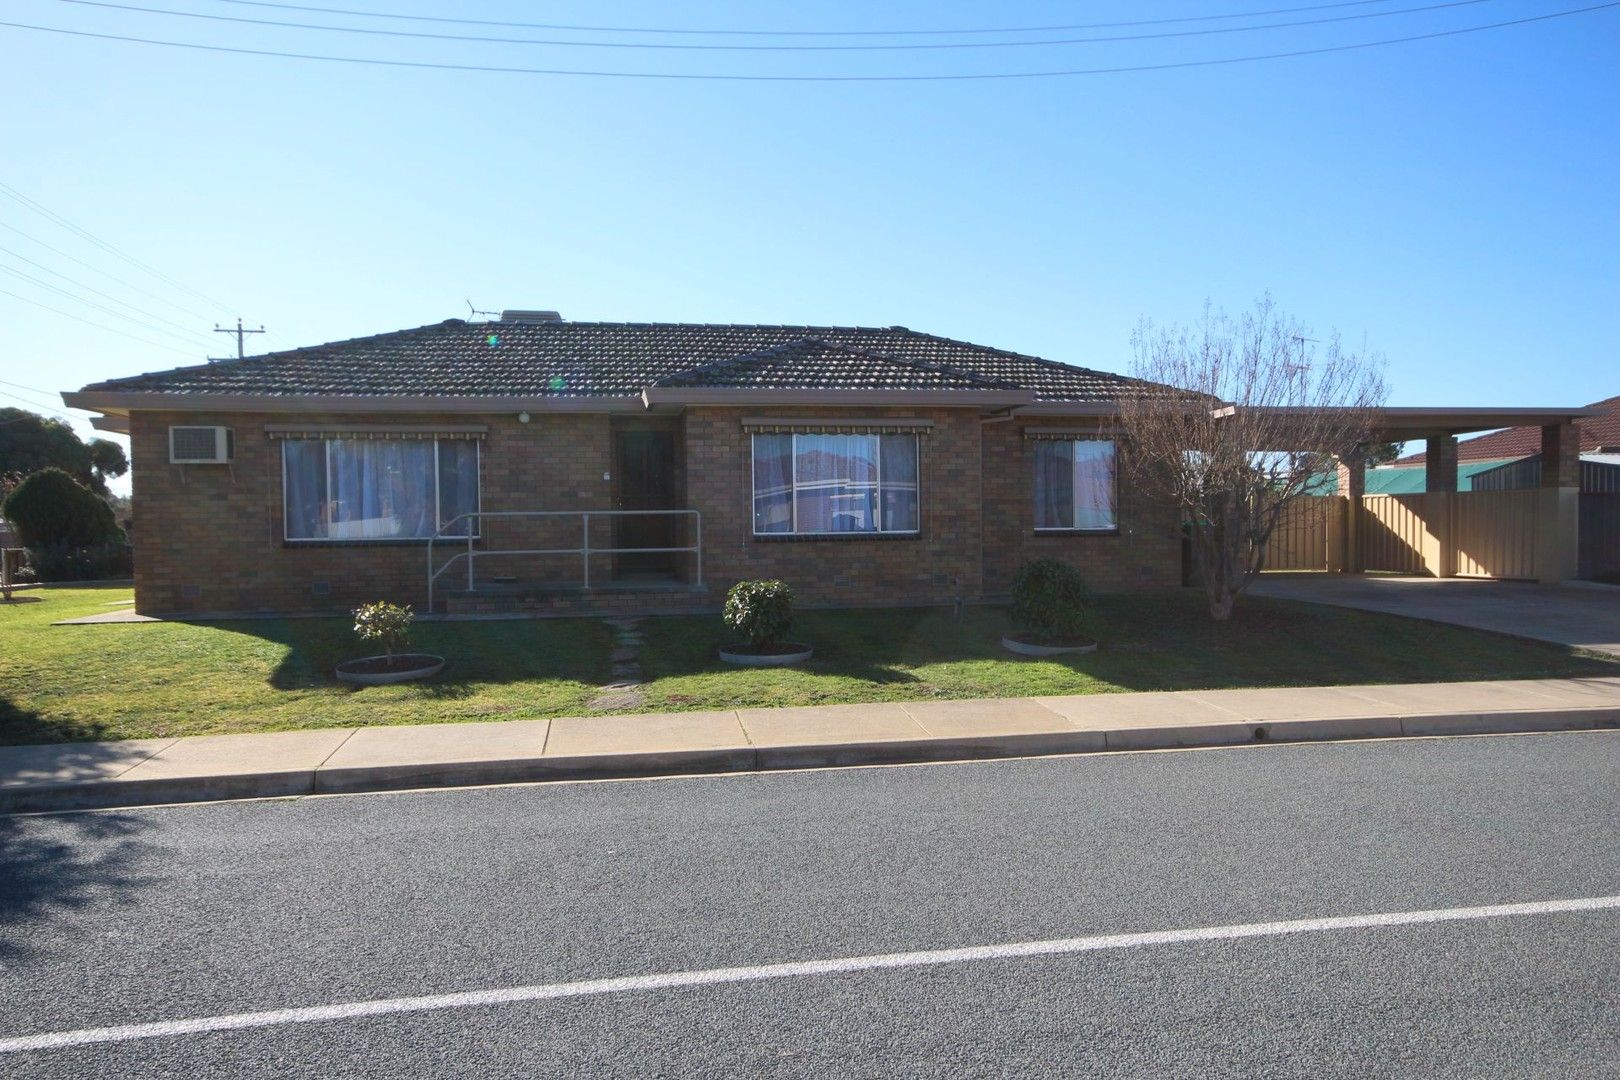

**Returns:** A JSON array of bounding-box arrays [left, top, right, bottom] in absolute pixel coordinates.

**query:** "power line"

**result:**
[[0, 376, 64, 397], [0, 286, 200, 356], [3, 3, 1614, 80], [0, 388, 74, 418], [52, 0, 1501, 52], [0, 181, 233, 311], [0, 264, 220, 348], [0, 244, 217, 345], [0, 380, 65, 409], [196, 0, 1409, 37], [0, 218, 215, 322]]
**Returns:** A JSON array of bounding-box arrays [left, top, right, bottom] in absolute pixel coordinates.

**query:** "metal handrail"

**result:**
[[427, 509, 702, 611]]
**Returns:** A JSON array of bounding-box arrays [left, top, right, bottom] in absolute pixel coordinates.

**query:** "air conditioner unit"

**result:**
[[169, 426, 235, 464]]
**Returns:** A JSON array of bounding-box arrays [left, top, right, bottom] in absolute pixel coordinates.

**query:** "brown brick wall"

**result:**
[[979, 421, 1182, 595], [683, 406, 984, 607], [128, 406, 1181, 616], [129, 409, 612, 615]]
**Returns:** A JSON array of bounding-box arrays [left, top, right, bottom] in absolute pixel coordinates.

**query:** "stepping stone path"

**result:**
[[587, 616, 647, 711]]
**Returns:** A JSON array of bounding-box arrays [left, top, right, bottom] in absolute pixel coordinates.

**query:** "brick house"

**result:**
[[66, 312, 1189, 617]]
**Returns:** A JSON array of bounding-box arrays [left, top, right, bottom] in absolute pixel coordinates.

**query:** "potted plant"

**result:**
[[1001, 558, 1099, 656], [335, 601, 445, 685], [718, 579, 813, 666]]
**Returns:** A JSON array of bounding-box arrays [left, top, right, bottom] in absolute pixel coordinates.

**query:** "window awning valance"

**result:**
[[1023, 426, 1118, 441], [265, 424, 487, 440], [741, 417, 933, 436]]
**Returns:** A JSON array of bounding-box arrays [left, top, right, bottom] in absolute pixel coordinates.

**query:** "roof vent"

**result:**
[[500, 310, 563, 324]]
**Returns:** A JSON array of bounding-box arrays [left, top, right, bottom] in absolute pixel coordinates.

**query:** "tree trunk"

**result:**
[[1207, 588, 1235, 621]]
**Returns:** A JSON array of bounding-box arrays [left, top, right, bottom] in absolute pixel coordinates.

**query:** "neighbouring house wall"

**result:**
[[979, 420, 1182, 596], [129, 409, 613, 615], [684, 406, 986, 608]]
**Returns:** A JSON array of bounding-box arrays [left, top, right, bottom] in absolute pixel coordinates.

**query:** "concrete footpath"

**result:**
[[4, 676, 1620, 813]]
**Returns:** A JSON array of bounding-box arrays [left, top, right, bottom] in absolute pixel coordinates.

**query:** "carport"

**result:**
[[1266, 407, 1599, 583]]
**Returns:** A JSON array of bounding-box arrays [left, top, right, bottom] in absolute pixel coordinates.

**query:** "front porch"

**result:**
[[427, 508, 708, 615]]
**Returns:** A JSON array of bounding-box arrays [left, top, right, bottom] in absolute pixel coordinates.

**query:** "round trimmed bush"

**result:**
[[1010, 558, 1095, 645], [723, 579, 795, 649], [2, 467, 121, 548]]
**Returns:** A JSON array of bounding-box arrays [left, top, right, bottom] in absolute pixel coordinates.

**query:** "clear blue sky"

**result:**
[[3, 1, 1616, 494]]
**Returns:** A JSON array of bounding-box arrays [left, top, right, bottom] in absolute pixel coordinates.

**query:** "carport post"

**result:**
[[1423, 435, 1458, 578], [1334, 451, 1365, 573], [1536, 422, 1580, 583]]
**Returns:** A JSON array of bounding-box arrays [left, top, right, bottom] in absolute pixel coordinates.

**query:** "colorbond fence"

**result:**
[[1581, 493, 1620, 580], [1261, 496, 1339, 571], [1452, 491, 1538, 580], [1358, 494, 1429, 575]]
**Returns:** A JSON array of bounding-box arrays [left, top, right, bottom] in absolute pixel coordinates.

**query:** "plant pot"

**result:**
[[1000, 635, 1098, 657], [335, 653, 445, 685], [718, 642, 814, 667]]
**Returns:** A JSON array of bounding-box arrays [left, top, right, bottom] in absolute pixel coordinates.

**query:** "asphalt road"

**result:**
[[3, 731, 1619, 1078]]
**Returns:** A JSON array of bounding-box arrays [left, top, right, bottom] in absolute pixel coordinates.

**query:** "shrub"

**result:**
[[723, 579, 795, 649], [23, 542, 133, 583], [1010, 558, 1094, 644], [353, 601, 414, 659], [1, 468, 122, 548]]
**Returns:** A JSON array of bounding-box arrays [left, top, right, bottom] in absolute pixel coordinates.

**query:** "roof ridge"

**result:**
[[873, 325, 1165, 393]]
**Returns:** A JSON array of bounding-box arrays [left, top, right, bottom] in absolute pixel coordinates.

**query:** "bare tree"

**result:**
[[1118, 297, 1387, 621]]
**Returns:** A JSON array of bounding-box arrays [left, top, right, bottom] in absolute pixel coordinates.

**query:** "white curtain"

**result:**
[[793, 434, 878, 533], [283, 441, 328, 539], [1034, 439, 1115, 530], [1072, 439, 1116, 530], [751, 434, 793, 534], [325, 440, 435, 539]]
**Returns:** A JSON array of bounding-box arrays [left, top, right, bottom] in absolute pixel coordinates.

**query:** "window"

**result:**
[[1033, 438, 1116, 531], [282, 438, 480, 541], [752, 432, 919, 536]]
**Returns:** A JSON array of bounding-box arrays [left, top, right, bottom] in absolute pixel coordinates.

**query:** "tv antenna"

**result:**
[[466, 300, 500, 320]]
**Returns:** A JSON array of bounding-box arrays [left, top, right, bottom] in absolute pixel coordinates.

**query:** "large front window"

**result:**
[[752, 433, 919, 536], [1033, 438, 1116, 531], [282, 438, 479, 541]]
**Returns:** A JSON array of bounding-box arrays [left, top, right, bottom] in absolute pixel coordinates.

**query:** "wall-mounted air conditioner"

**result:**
[[169, 426, 235, 464]]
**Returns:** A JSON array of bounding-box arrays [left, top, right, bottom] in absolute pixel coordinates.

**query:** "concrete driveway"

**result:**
[[1251, 574, 1620, 658]]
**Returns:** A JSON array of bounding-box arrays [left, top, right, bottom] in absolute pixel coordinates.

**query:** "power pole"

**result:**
[[211, 317, 266, 361]]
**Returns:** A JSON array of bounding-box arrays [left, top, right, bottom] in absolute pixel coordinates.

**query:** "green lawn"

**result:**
[[3, 585, 1615, 745], [1, 586, 611, 744], [635, 595, 1620, 710]]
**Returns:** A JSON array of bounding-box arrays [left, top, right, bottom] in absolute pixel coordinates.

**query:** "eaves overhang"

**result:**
[[61, 391, 649, 415]]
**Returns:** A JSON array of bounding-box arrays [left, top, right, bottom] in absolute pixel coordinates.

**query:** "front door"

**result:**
[[612, 427, 679, 580]]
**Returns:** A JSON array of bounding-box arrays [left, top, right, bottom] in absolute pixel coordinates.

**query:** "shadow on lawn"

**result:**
[[0, 809, 155, 959], [178, 615, 613, 694], [0, 696, 112, 747], [644, 591, 1619, 695]]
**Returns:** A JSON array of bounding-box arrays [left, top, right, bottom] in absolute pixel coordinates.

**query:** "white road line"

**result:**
[[4, 893, 1618, 1054]]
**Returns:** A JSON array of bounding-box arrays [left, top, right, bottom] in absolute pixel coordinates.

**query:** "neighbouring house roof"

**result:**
[[1399, 393, 1620, 464], [1304, 459, 1519, 496], [69, 318, 1172, 409]]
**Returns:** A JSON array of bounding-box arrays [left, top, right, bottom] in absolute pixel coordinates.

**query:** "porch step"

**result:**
[[442, 585, 711, 618]]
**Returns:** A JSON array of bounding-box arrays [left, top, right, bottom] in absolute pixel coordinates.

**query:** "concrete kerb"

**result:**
[[4, 700, 1620, 813]]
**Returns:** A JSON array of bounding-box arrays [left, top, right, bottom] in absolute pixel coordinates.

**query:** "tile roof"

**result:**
[[649, 338, 1020, 391], [79, 319, 1171, 404], [1399, 394, 1620, 464]]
